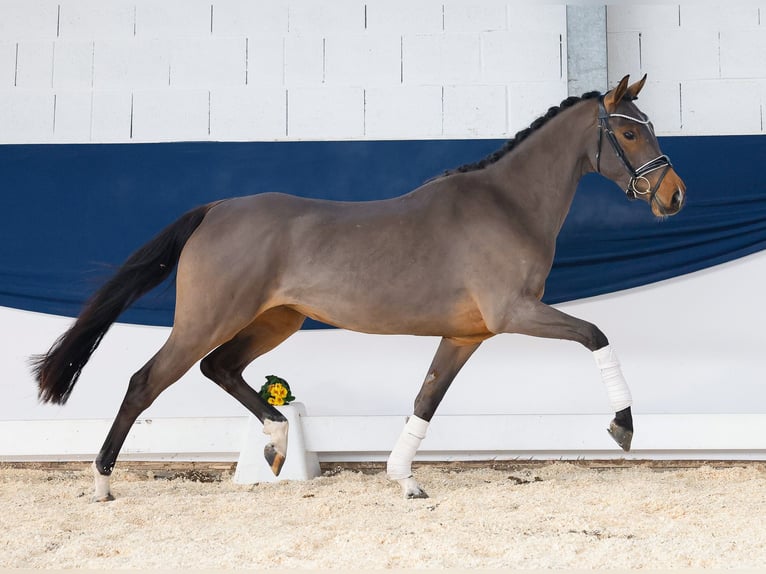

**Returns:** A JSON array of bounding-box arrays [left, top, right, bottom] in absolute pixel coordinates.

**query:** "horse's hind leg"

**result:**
[[387, 337, 482, 498], [200, 306, 306, 476], [92, 336, 212, 501]]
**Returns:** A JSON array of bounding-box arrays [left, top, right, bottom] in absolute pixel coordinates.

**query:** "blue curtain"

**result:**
[[1, 135, 764, 327]]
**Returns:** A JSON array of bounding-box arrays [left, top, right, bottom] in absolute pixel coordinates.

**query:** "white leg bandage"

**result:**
[[386, 415, 429, 480], [593, 345, 633, 412]]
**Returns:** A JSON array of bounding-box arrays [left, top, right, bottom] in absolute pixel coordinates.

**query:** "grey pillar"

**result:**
[[566, 5, 608, 95]]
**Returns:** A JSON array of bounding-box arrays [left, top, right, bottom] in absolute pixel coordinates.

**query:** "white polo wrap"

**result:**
[[386, 415, 429, 480], [593, 345, 633, 412]]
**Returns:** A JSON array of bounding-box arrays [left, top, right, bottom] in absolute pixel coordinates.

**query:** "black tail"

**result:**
[[30, 203, 214, 405]]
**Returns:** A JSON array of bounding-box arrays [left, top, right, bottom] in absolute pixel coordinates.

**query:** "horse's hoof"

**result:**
[[264, 443, 286, 476], [398, 477, 428, 499], [607, 420, 633, 451], [91, 492, 115, 503]]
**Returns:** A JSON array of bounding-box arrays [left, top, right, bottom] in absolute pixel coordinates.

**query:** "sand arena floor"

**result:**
[[1, 460, 765, 569]]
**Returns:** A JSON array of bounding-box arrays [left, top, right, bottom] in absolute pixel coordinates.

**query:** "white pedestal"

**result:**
[[233, 402, 321, 484]]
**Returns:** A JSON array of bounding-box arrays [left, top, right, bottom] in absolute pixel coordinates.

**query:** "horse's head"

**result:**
[[594, 74, 686, 217]]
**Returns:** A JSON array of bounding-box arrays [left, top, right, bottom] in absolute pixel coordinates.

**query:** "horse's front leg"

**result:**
[[387, 337, 482, 498], [491, 298, 633, 450]]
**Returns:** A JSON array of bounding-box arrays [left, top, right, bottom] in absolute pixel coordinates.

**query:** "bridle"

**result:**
[[595, 96, 673, 206]]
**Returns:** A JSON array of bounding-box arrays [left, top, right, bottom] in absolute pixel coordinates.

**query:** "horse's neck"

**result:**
[[490, 101, 596, 234]]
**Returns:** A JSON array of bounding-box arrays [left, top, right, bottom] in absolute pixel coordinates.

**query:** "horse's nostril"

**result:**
[[671, 189, 684, 210]]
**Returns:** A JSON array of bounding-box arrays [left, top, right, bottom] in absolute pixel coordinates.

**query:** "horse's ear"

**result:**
[[603, 75, 630, 111], [625, 74, 647, 100]]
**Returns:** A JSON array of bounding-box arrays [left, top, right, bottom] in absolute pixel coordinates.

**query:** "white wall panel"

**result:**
[[212, 1, 289, 36], [443, 0, 507, 33], [135, 0, 212, 38], [287, 0, 365, 35], [14, 41, 53, 88], [52, 40, 93, 89], [482, 31, 563, 84], [679, 5, 761, 30], [607, 32, 640, 85], [287, 87, 364, 139], [284, 35, 324, 86], [631, 80, 682, 135], [0, 0, 59, 40], [210, 87, 286, 140], [607, 5, 680, 33], [131, 89, 210, 141], [720, 30, 766, 79], [0, 89, 53, 141], [365, 0, 443, 34], [90, 90, 132, 141], [507, 5, 566, 32], [403, 34, 481, 86], [0, 42, 15, 87], [58, 0, 135, 39], [324, 34, 400, 87], [246, 36, 284, 86], [507, 81, 568, 134], [52, 90, 92, 141], [443, 84, 506, 137], [93, 39, 171, 89], [640, 29, 720, 82], [681, 79, 763, 135], [364, 86, 442, 139], [170, 37, 246, 88]]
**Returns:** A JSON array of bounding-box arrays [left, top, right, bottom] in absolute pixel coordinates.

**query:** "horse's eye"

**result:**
[[623, 131, 636, 140]]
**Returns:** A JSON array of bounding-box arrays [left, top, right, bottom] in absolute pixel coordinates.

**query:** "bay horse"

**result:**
[[32, 75, 686, 501]]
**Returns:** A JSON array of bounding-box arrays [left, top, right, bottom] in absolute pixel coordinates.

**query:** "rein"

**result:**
[[595, 96, 673, 212]]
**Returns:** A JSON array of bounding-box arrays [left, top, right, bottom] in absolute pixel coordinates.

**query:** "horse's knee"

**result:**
[[200, 354, 236, 389]]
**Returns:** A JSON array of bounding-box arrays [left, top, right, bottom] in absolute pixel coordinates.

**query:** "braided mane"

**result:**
[[439, 90, 602, 178]]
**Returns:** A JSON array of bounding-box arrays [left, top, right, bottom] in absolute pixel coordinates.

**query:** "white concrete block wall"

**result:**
[[607, 4, 766, 136], [0, 0, 570, 143]]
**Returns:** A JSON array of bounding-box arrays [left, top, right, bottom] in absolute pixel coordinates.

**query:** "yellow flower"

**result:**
[[269, 383, 288, 399], [267, 396, 284, 406]]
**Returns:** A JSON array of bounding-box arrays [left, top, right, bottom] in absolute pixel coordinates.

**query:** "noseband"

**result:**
[[595, 97, 673, 206]]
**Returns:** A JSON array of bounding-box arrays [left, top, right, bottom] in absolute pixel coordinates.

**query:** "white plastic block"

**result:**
[[607, 32, 641, 86], [14, 41, 53, 88], [403, 34, 481, 85], [53, 41, 93, 89], [213, 0, 288, 36], [364, 85, 442, 139], [210, 87, 286, 140], [91, 90, 132, 142], [284, 35, 324, 86], [482, 31, 562, 84], [631, 80, 682, 135], [131, 89, 210, 141], [721, 30, 766, 79], [287, 87, 364, 139], [0, 1, 59, 40], [287, 0, 365, 34], [640, 29, 720, 82], [135, 0, 212, 38], [443, 0, 507, 32], [507, 81, 568, 134], [507, 5, 566, 33], [443, 85, 507, 138], [93, 39, 171, 89], [0, 89, 54, 142], [606, 5, 681, 33], [365, 0, 444, 34], [58, 0, 135, 38], [170, 38, 246, 88], [680, 5, 761, 30], [247, 36, 284, 87], [681, 79, 762, 135], [324, 34, 400, 87], [53, 90, 92, 142], [233, 403, 320, 485], [0, 43, 15, 88]]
